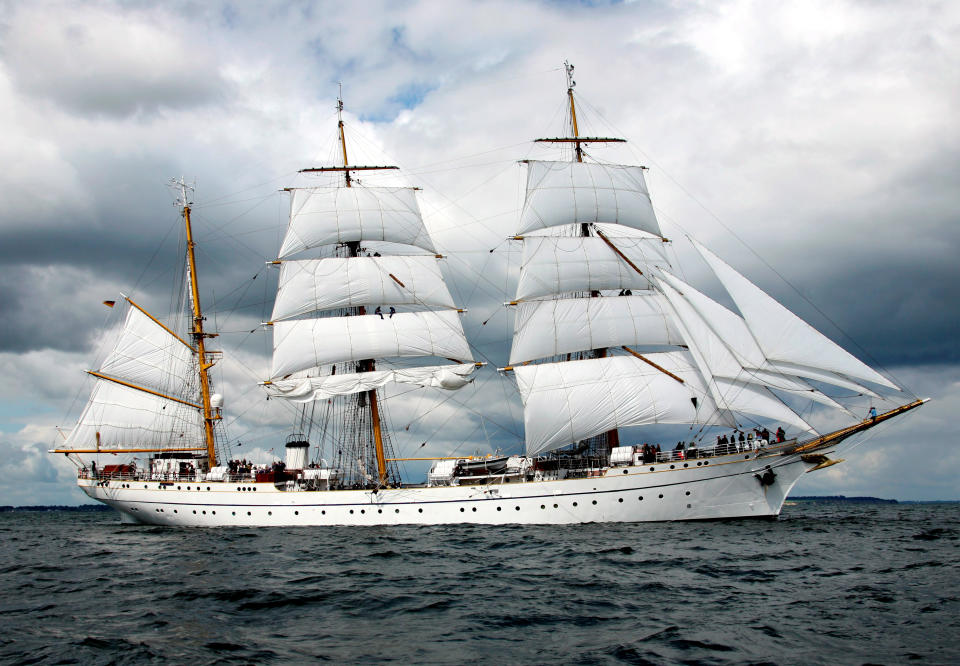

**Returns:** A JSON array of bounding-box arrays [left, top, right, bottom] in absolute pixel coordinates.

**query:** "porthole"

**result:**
[[232, 511, 236, 516], [623, 470, 628, 474], [515, 506, 520, 511], [685, 491, 691, 496], [496, 507, 502, 511], [177, 486, 181, 490], [670, 465, 675, 469], [460, 507, 465, 512], [638, 496, 643, 501], [378, 509, 382, 514], [618, 498, 623, 503], [395, 509, 399, 514], [202, 511, 206, 515], [321, 510, 326, 515], [247, 511, 251, 516], [206, 486, 211, 491], [683, 463, 688, 468], [592, 500, 597, 505], [237, 487, 241, 491], [658, 494, 664, 499], [173, 510, 178, 514], [253, 487, 257, 491], [349, 509, 354, 514], [268, 511, 272, 516], [187, 486, 190, 490], [649, 467, 654, 472], [553, 504, 558, 508], [295, 511, 299, 515], [192, 510, 197, 514], [472, 507, 477, 512], [697, 462, 702, 466], [540, 504, 545, 509], [418, 508, 423, 513], [687, 504, 692, 508], [360, 509, 365, 514], [212, 511, 216, 515], [704, 461, 709, 465], [144, 484, 148, 488], [573, 502, 578, 507]]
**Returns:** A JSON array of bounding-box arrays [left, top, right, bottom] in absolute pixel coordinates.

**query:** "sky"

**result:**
[[0, 0, 957, 506]]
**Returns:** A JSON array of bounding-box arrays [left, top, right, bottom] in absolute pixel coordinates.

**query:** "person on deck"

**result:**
[[869, 406, 878, 420], [776, 427, 786, 442]]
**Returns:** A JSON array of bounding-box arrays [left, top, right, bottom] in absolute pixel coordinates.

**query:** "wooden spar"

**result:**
[[124, 296, 196, 352], [86, 371, 204, 410], [50, 447, 207, 454], [534, 137, 625, 144], [299, 166, 399, 173], [621, 346, 686, 384], [793, 398, 928, 454], [594, 228, 645, 276], [387, 455, 487, 462], [181, 195, 219, 468], [369, 388, 388, 486]]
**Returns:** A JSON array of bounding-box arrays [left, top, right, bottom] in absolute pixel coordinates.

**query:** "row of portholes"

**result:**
[[655, 460, 710, 472], [236, 486, 257, 492], [150, 492, 695, 518]]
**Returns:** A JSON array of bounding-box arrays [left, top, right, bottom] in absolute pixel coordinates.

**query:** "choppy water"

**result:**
[[0, 502, 957, 665]]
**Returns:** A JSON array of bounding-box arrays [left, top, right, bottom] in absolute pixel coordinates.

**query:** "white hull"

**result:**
[[80, 449, 822, 527]]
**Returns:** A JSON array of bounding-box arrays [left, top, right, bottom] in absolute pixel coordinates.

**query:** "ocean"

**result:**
[[0, 501, 956, 665]]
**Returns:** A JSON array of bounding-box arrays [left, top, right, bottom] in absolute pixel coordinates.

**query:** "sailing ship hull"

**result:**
[[78, 448, 822, 527]]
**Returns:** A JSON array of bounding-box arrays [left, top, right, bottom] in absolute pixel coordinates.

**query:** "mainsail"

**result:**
[[263, 91, 476, 486]]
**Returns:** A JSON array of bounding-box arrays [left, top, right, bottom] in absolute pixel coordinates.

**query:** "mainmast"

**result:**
[[174, 178, 219, 468], [299, 87, 395, 487]]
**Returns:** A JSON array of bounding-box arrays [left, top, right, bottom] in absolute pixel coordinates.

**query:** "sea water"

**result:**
[[0, 501, 957, 664]]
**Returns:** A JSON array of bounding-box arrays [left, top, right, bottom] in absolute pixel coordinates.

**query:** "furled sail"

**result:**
[[279, 186, 436, 258], [516, 235, 655, 301], [691, 239, 898, 390], [271, 310, 471, 379], [509, 293, 683, 364], [518, 161, 662, 237], [514, 353, 732, 456], [265, 363, 478, 401], [271, 256, 455, 321]]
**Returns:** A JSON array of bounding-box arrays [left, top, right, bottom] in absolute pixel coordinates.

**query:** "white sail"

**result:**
[[518, 161, 662, 237], [516, 236, 655, 301], [271, 310, 471, 379], [692, 239, 898, 390], [509, 293, 683, 364], [271, 256, 455, 321], [279, 186, 436, 258], [266, 363, 478, 401], [514, 353, 732, 456], [63, 379, 204, 450], [656, 274, 850, 414], [99, 305, 196, 397]]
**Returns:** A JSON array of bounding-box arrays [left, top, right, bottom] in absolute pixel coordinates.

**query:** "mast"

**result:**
[[175, 178, 219, 468], [304, 87, 391, 487]]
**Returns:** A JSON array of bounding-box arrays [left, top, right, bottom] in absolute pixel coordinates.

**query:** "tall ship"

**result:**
[[52, 65, 925, 526]]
